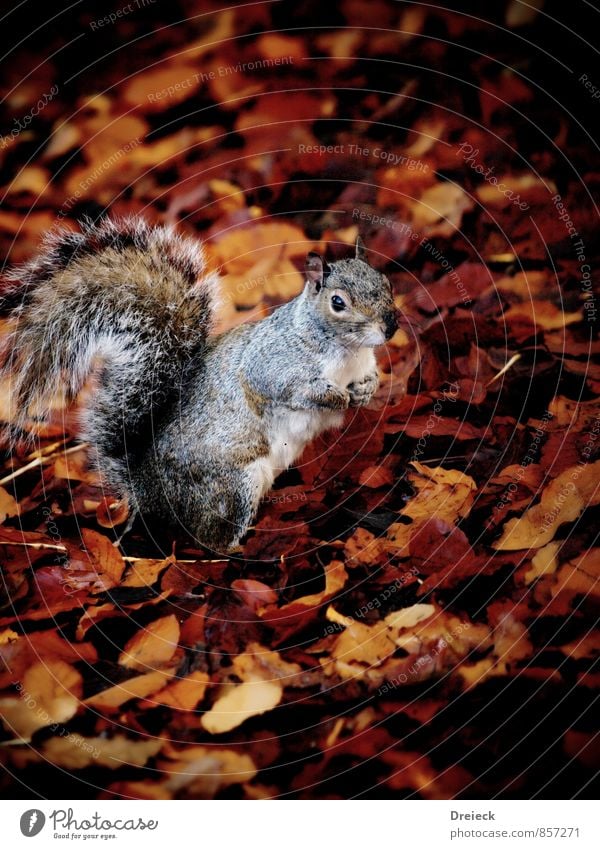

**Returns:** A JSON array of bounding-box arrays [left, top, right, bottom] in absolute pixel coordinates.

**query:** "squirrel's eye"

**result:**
[[331, 295, 346, 312]]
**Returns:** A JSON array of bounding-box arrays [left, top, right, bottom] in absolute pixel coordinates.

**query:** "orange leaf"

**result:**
[[0, 659, 82, 740], [119, 614, 180, 671], [275, 560, 347, 613], [85, 669, 175, 710], [81, 528, 125, 585], [152, 671, 210, 710]]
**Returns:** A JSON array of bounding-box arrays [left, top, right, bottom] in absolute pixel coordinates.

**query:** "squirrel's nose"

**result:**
[[383, 310, 398, 340]]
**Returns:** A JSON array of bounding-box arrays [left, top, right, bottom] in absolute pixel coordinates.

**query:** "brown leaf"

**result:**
[[52, 529, 124, 596], [358, 465, 394, 488]]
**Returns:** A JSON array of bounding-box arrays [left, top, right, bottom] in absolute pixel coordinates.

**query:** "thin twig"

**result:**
[[0, 540, 66, 552], [24, 439, 67, 460], [0, 442, 89, 486], [0, 456, 43, 486], [487, 353, 522, 386], [121, 555, 228, 564]]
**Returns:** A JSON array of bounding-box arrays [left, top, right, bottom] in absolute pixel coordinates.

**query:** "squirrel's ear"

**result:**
[[305, 252, 325, 293], [355, 235, 366, 260]]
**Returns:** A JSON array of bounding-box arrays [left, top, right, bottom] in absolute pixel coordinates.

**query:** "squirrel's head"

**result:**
[[304, 237, 398, 347]]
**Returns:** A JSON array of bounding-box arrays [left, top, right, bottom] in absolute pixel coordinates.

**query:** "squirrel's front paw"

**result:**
[[348, 373, 379, 407], [322, 384, 350, 410]]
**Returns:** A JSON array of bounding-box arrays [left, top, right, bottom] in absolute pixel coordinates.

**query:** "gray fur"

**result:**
[[0, 218, 397, 553]]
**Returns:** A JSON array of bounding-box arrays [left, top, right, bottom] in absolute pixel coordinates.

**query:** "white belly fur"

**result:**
[[248, 346, 377, 504], [322, 345, 377, 388]]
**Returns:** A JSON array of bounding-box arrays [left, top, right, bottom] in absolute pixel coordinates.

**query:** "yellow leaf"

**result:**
[[275, 560, 347, 612], [323, 604, 483, 686], [404, 462, 477, 524], [553, 548, 600, 602], [122, 65, 200, 112], [201, 679, 282, 734], [0, 486, 19, 523], [6, 166, 49, 196], [208, 179, 246, 214], [84, 669, 175, 710], [40, 733, 163, 770], [231, 645, 304, 687], [158, 744, 256, 798], [152, 671, 210, 711], [385, 604, 436, 632], [43, 122, 81, 160], [412, 183, 473, 233], [121, 558, 171, 588], [494, 460, 600, 550], [212, 222, 312, 273], [0, 628, 19, 645], [0, 660, 82, 741], [523, 542, 560, 585], [504, 300, 581, 330]]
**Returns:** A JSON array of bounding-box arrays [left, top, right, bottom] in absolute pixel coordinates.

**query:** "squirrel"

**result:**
[[0, 217, 398, 552]]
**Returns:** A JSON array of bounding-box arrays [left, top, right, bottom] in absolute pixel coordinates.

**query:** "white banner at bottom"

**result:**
[[0, 799, 597, 848]]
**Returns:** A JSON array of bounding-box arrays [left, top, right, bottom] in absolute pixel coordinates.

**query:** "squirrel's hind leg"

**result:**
[[187, 466, 259, 554]]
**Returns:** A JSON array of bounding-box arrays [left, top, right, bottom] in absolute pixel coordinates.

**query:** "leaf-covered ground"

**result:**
[[0, 1, 598, 799]]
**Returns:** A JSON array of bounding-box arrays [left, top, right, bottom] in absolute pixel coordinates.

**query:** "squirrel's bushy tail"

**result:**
[[0, 216, 217, 489]]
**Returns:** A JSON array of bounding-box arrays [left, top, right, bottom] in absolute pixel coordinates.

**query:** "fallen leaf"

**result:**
[[0, 486, 18, 523], [201, 678, 282, 734], [0, 659, 82, 740], [152, 671, 210, 710], [85, 669, 175, 710], [37, 733, 163, 770], [134, 744, 257, 798], [80, 528, 125, 586], [494, 460, 600, 550], [119, 614, 180, 671], [412, 183, 474, 235]]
